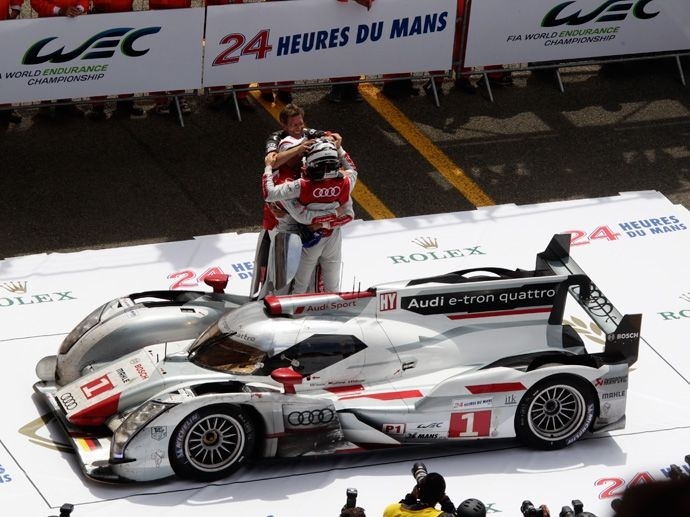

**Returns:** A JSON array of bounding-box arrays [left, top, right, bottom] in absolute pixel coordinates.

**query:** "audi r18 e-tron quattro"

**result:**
[[34, 234, 641, 483]]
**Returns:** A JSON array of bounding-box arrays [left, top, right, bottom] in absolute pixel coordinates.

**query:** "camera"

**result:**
[[559, 499, 596, 517], [411, 462, 428, 485], [345, 488, 358, 509], [521, 500, 548, 517]]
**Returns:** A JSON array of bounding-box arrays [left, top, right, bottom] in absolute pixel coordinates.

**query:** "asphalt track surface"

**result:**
[[2, 57, 689, 259]]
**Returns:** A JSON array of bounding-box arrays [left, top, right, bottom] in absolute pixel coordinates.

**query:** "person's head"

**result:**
[[304, 138, 339, 180], [279, 103, 305, 138], [339, 507, 366, 517], [456, 498, 487, 517], [417, 472, 446, 506]]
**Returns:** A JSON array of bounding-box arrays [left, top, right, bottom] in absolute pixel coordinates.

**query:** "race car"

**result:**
[[33, 234, 641, 483]]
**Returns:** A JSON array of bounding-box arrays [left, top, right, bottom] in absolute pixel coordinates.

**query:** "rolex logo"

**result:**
[[1, 281, 28, 294], [411, 237, 438, 250]]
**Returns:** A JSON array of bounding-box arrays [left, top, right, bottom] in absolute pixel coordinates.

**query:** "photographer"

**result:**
[[340, 488, 366, 517], [383, 463, 457, 517]]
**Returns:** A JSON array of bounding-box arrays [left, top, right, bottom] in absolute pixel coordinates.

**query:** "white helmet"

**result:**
[[304, 138, 339, 180]]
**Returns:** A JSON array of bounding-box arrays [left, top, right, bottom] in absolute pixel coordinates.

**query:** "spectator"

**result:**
[[31, 0, 89, 119], [383, 472, 457, 517], [87, 0, 144, 120], [341, 507, 366, 517], [148, 0, 193, 116], [0, 0, 23, 125], [262, 137, 357, 294]]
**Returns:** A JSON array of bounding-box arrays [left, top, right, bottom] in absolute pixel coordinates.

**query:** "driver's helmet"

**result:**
[[304, 138, 339, 180]]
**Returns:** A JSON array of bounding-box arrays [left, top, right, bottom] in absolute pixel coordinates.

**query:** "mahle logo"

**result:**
[[23, 26, 161, 65], [542, 0, 659, 27]]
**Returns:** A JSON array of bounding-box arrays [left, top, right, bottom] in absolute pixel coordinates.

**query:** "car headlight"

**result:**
[[111, 401, 175, 461], [58, 304, 107, 354]]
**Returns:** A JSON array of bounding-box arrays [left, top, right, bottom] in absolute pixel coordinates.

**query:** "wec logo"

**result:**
[[23, 26, 161, 65], [541, 0, 659, 27]]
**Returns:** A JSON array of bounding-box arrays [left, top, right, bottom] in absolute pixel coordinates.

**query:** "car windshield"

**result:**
[[188, 322, 266, 375]]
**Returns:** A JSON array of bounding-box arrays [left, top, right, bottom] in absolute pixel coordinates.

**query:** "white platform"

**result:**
[[1, 190, 689, 517]]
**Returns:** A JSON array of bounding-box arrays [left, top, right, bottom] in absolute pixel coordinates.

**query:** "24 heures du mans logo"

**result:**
[[23, 27, 161, 65], [541, 0, 659, 27], [0, 281, 77, 308]]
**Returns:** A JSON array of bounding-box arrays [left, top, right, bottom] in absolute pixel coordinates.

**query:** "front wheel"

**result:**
[[515, 375, 594, 450], [169, 404, 256, 481]]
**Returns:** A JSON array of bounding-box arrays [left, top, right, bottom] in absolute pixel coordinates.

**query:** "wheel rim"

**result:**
[[527, 383, 586, 440], [184, 413, 246, 473]]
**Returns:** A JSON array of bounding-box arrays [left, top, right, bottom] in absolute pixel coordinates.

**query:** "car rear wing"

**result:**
[[536, 234, 641, 366]]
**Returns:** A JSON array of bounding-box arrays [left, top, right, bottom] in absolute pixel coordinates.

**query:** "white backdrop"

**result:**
[[1, 191, 689, 517]]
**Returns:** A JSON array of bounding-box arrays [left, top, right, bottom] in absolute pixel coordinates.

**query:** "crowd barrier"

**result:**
[[1, 0, 688, 114]]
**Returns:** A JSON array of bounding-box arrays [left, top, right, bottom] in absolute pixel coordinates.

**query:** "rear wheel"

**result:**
[[515, 375, 594, 450], [169, 404, 255, 481]]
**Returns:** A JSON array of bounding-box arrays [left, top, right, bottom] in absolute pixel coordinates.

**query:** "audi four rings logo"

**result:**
[[312, 186, 341, 198], [59, 392, 78, 410], [287, 408, 335, 426]]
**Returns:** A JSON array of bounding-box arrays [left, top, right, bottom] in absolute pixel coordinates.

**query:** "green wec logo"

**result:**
[[23, 26, 161, 65], [542, 0, 659, 27]]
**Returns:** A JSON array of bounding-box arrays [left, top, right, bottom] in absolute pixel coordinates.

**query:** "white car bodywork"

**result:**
[[34, 234, 640, 483]]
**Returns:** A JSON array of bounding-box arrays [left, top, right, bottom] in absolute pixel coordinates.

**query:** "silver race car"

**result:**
[[34, 234, 641, 483]]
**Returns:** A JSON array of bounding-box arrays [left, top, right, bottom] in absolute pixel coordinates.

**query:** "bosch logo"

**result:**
[[59, 392, 78, 410], [312, 186, 341, 198], [287, 408, 335, 426]]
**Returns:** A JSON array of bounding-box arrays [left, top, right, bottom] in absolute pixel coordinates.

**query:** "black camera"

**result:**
[[411, 462, 428, 485], [49, 503, 74, 517], [521, 500, 548, 517], [559, 499, 596, 517], [345, 488, 358, 509]]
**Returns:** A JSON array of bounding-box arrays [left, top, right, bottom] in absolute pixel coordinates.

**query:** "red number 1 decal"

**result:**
[[449, 410, 491, 437]]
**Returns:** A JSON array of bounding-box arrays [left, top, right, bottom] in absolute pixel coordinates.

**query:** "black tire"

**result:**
[[169, 404, 256, 481], [515, 375, 595, 450]]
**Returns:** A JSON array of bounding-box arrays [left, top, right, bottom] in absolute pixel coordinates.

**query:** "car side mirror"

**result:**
[[203, 274, 229, 293], [271, 367, 303, 394]]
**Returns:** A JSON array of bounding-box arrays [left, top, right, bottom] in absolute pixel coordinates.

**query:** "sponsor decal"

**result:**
[[81, 375, 115, 399], [382, 423, 405, 435], [379, 292, 398, 311], [452, 397, 493, 410], [402, 284, 559, 317], [75, 437, 102, 451], [116, 367, 131, 384], [601, 390, 625, 399], [59, 391, 78, 410], [415, 422, 444, 429], [657, 290, 690, 322], [0, 464, 12, 484], [213, 12, 450, 65], [312, 186, 341, 198], [0, 280, 77, 309], [151, 426, 167, 441], [505, 0, 660, 49], [594, 375, 628, 387], [388, 244, 485, 265], [505, 394, 517, 405], [23, 27, 161, 65], [449, 410, 492, 438], [286, 408, 335, 426], [411, 236, 438, 249], [406, 432, 440, 439]]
